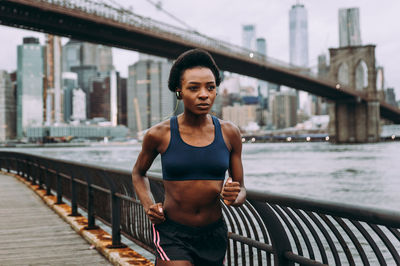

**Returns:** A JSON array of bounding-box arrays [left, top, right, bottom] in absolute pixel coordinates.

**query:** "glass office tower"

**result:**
[[17, 37, 44, 138]]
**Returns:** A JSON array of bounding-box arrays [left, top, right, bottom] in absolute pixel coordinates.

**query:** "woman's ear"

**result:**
[[176, 88, 182, 100]]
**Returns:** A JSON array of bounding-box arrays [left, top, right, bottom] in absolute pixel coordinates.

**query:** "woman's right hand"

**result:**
[[146, 203, 166, 224]]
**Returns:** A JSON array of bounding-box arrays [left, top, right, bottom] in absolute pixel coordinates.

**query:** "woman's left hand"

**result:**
[[221, 177, 241, 206]]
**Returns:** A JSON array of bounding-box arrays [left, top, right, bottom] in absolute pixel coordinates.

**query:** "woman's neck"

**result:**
[[180, 112, 210, 128]]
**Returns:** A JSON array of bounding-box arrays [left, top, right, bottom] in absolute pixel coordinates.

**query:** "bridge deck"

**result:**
[[0, 173, 112, 265]]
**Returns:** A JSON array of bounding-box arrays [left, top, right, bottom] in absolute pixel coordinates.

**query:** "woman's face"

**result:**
[[179, 67, 217, 115]]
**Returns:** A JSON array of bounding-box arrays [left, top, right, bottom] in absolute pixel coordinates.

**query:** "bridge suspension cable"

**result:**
[[103, 0, 196, 31], [143, 0, 196, 31]]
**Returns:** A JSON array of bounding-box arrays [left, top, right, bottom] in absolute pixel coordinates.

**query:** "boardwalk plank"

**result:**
[[0, 241, 91, 254], [0, 174, 111, 265], [0, 241, 90, 253], [1, 249, 102, 260]]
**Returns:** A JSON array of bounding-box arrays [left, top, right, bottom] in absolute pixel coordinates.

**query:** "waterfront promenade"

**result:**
[[0, 173, 112, 265]]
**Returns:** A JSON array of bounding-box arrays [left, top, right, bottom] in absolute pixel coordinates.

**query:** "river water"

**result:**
[[6, 141, 400, 212]]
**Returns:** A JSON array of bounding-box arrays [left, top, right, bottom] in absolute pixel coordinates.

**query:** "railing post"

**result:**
[[85, 182, 98, 230], [23, 159, 29, 181], [21, 159, 25, 178], [27, 160, 34, 183], [56, 172, 63, 204], [30, 161, 36, 185], [99, 172, 127, 249], [19, 159, 22, 177], [249, 199, 295, 266], [107, 191, 126, 248], [45, 168, 51, 196], [6, 158, 10, 173], [15, 159, 20, 175], [69, 175, 79, 216], [38, 164, 44, 189]]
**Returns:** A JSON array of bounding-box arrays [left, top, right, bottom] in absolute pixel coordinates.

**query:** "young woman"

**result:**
[[132, 49, 246, 266]]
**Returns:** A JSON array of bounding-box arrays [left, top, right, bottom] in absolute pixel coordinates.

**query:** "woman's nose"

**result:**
[[198, 88, 209, 99]]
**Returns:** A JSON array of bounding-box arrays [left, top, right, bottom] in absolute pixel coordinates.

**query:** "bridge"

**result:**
[[1, 151, 400, 265], [1, 0, 400, 143]]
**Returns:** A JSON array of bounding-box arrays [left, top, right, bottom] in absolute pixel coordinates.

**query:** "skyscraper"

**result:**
[[242, 25, 256, 51], [63, 39, 114, 119], [127, 57, 174, 136], [117, 77, 127, 126], [256, 37, 268, 125], [45, 34, 63, 124], [256, 38, 268, 96], [289, 3, 309, 67], [62, 72, 78, 123], [17, 37, 44, 138], [316, 54, 329, 115], [89, 70, 122, 124], [272, 91, 297, 129], [62, 39, 82, 72], [241, 25, 258, 93], [82, 42, 98, 67], [376, 66, 385, 101], [376, 66, 385, 90], [0, 71, 16, 141], [72, 88, 86, 121], [339, 8, 362, 47], [385, 88, 397, 107], [90, 75, 111, 121], [63, 40, 113, 73], [289, 3, 310, 116], [97, 45, 113, 73], [318, 54, 329, 79], [256, 38, 266, 57], [70, 65, 97, 116]]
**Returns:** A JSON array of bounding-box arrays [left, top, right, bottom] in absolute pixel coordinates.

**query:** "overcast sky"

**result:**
[[0, 0, 399, 99]]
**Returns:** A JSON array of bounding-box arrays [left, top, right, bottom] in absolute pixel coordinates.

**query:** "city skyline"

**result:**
[[0, 0, 399, 98]]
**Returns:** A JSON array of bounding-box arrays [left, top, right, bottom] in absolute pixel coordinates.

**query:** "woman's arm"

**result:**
[[221, 123, 246, 207], [132, 129, 165, 224]]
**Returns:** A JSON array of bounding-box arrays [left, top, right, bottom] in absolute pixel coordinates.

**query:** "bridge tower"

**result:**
[[328, 45, 380, 143]]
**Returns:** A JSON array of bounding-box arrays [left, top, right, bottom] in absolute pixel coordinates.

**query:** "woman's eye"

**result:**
[[189, 86, 198, 91], [208, 86, 216, 91]]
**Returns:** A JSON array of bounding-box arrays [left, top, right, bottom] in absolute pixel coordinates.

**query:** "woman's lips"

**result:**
[[196, 103, 210, 109]]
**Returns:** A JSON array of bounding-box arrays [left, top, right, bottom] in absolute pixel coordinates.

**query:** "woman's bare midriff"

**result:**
[[163, 179, 224, 227]]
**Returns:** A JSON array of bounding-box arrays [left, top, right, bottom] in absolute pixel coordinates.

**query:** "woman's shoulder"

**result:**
[[144, 119, 171, 142], [215, 117, 241, 138]]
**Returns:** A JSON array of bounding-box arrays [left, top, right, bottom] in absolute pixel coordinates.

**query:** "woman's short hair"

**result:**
[[168, 48, 221, 92]]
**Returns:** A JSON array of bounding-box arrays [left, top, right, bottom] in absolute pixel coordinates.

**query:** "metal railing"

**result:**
[[1, 151, 399, 265]]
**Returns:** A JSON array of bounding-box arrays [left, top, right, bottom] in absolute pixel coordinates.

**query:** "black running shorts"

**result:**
[[152, 217, 228, 265]]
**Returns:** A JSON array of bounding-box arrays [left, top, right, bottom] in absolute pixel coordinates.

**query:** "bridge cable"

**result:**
[[143, 0, 196, 31], [103, 0, 196, 31]]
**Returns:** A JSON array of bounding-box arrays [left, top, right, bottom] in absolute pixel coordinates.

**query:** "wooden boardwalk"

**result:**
[[0, 173, 112, 265]]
